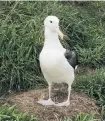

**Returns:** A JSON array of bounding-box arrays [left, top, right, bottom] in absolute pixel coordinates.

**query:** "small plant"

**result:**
[[63, 113, 98, 121], [0, 105, 37, 121]]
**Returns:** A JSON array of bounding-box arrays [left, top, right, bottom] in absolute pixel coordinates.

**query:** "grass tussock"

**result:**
[[0, 105, 37, 121], [64, 113, 97, 121], [0, 1, 105, 94], [0, 2, 105, 120], [1, 1, 105, 121]]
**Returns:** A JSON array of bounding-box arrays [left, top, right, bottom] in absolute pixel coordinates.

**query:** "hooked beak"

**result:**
[[56, 26, 64, 40]]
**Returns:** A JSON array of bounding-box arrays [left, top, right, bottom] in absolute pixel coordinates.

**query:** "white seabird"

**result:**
[[38, 16, 78, 106]]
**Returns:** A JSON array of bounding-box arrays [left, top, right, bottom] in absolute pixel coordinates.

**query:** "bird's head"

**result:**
[[44, 16, 64, 40]]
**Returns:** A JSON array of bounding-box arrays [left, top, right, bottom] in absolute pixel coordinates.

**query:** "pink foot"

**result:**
[[55, 100, 70, 107], [37, 98, 55, 106]]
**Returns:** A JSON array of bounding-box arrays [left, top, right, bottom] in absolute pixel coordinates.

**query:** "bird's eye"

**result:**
[[50, 21, 52, 23]]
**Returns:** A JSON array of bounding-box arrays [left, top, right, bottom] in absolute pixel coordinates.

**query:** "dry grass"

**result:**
[[8, 85, 99, 121]]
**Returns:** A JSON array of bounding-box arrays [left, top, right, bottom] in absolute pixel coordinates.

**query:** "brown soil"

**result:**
[[7, 84, 99, 121]]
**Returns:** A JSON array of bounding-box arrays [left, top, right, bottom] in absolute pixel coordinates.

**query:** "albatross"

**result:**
[[38, 16, 78, 106]]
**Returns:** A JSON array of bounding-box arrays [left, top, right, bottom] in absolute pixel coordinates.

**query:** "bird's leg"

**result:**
[[55, 85, 71, 107], [48, 83, 52, 100], [37, 83, 55, 106]]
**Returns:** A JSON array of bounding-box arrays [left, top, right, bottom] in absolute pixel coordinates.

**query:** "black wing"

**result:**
[[64, 49, 78, 70]]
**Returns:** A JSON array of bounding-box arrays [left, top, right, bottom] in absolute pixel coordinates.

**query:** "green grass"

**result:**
[[64, 113, 97, 121], [0, 105, 37, 121], [0, 1, 105, 121], [0, 1, 105, 94], [74, 68, 105, 105], [0, 105, 98, 121], [73, 68, 105, 120]]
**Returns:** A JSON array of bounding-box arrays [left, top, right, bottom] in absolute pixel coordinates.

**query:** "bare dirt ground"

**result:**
[[7, 84, 100, 121]]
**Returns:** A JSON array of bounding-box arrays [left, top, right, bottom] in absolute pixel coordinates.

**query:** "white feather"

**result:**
[[39, 16, 74, 85], [38, 16, 75, 106]]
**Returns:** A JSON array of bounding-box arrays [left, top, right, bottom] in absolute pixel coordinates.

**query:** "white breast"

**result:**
[[39, 48, 74, 84]]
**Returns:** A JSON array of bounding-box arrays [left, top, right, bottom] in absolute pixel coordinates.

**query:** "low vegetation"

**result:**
[[0, 105, 37, 121], [0, 105, 98, 121], [74, 68, 105, 120], [64, 113, 97, 121], [0, 1, 105, 94], [0, 1, 105, 121]]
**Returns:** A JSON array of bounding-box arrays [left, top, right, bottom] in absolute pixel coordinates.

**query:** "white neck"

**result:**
[[44, 27, 63, 49], [45, 27, 59, 41]]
